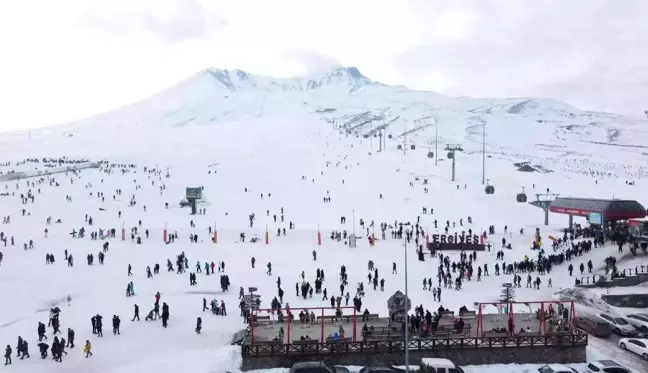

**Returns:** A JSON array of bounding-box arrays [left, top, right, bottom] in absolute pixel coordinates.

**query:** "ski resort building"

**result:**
[[549, 197, 646, 228]]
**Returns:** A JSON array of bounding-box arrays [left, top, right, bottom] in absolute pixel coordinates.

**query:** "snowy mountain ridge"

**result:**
[[196, 66, 375, 93], [19, 65, 648, 178]]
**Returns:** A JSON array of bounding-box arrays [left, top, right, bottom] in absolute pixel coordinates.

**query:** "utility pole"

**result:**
[[404, 238, 410, 372], [383, 128, 387, 150], [445, 144, 463, 182], [482, 121, 486, 185], [435, 120, 439, 166], [403, 120, 407, 155]]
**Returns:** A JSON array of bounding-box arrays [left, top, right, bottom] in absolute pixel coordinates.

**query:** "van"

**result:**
[[575, 316, 613, 338]]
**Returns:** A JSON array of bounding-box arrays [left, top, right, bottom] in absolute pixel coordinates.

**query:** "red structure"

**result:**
[[476, 301, 576, 336], [549, 198, 646, 220], [250, 306, 357, 344]]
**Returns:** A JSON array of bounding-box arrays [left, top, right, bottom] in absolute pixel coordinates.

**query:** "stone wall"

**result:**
[[241, 345, 586, 371], [577, 273, 648, 289], [602, 293, 648, 308]]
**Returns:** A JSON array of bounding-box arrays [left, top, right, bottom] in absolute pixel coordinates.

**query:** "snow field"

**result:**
[[0, 118, 647, 372]]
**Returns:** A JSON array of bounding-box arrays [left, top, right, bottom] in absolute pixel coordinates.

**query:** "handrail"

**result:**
[[242, 333, 588, 356]]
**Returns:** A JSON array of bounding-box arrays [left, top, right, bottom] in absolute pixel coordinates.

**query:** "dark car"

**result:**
[[289, 362, 335, 373], [359, 368, 395, 373], [576, 316, 613, 338]]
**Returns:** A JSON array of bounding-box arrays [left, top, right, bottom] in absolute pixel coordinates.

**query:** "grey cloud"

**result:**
[[80, 0, 226, 43], [282, 50, 342, 73], [391, 0, 648, 115]]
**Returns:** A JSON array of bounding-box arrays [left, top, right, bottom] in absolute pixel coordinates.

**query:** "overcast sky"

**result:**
[[1, 0, 647, 131]]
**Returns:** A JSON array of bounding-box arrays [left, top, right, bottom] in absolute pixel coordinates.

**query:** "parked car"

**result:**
[[596, 313, 636, 336], [585, 359, 633, 373], [289, 362, 335, 373], [575, 316, 613, 338], [420, 358, 465, 373], [618, 338, 648, 360], [537, 364, 579, 373], [359, 368, 394, 373], [626, 313, 648, 333]]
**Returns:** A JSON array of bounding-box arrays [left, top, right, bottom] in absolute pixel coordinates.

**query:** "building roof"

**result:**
[[549, 197, 646, 220]]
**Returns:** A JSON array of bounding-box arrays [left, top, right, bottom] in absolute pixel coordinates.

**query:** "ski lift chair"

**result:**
[[484, 180, 495, 195], [427, 151, 434, 158], [516, 187, 527, 203], [410, 145, 416, 150]]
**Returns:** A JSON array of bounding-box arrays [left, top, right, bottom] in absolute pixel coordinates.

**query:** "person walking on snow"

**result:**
[[83, 341, 92, 358]]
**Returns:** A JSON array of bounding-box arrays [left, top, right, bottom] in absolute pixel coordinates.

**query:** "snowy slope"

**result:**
[[0, 67, 647, 373], [23, 66, 648, 180]]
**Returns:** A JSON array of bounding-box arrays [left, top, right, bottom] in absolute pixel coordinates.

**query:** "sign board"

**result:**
[[248, 287, 258, 292], [186, 187, 202, 200], [428, 242, 486, 251], [426, 233, 485, 251], [588, 212, 602, 225]]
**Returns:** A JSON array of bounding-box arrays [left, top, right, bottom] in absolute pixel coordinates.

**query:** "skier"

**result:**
[[195, 317, 202, 334]]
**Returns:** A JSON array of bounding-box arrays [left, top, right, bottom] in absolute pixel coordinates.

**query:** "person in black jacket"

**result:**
[[37, 322, 48, 341], [112, 315, 121, 335], [195, 317, 202, 334], [132, 304, 140, 321], [4, 345, 11, 365], [20, 341, 29, 359], [38, 343, 48, 358], [161, 303, 169, 328], [95, 314, 103, 337], [67, 328, 75, 348], [16, 337, 23, 358]]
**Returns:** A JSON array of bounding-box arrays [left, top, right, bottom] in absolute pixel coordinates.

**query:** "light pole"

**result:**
[[404, 238, 410, 372], [482, 121, 486, 185], [435, 119, 439, 166]]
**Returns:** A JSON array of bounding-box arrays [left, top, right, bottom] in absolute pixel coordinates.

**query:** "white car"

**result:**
[[597, 313, 636, 336], [420, 358, 465, 373], [585, 359, 633, 373], [618, 338, 648, 360], [626, 313, 648, 333]]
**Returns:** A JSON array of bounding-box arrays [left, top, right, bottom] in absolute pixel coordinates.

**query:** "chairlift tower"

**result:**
[[529, 193, 559, 226], [185, 187, 203, 215], [445, 144, 463, 182]]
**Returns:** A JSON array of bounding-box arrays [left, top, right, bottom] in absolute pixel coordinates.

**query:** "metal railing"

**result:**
[[242, 333, 588, 357]]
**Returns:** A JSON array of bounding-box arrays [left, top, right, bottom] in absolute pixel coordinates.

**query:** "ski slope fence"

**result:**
[[0, 162, 99, 182]]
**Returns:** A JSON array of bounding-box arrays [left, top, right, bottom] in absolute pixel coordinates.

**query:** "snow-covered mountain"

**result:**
[[19, 66, 648, 177]]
